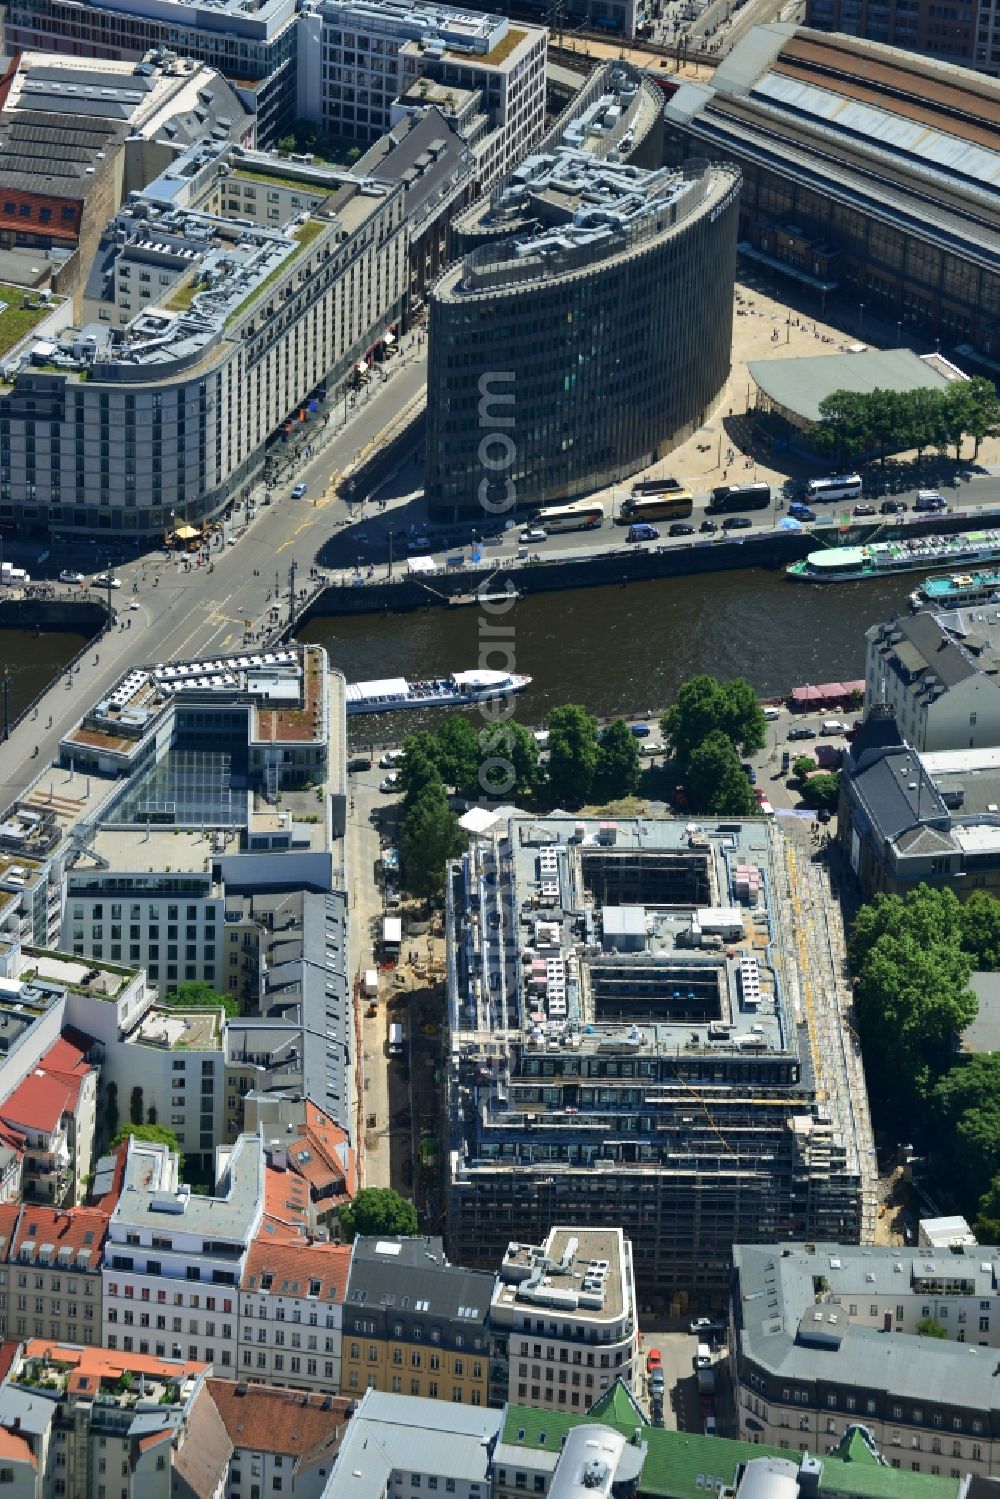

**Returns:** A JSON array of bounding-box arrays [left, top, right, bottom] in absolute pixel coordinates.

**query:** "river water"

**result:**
[[0, 627, 88, 723], [301, 567, 916, 743]]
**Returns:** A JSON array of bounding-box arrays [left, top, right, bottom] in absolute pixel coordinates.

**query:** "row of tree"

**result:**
[[813, 378, 999, 466], [847, 885, 1000, 1239], [660, 675, 766, 817]]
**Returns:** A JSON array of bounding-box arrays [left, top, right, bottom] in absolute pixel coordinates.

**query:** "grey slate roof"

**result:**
[[748, 348, 950, 427], [847, 749, 947, 841], [0, 112, 127, 197], [347, 1235, 496, 1324]]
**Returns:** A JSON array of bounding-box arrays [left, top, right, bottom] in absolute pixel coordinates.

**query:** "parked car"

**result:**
[[94, 573, 122, 589], [646, 1348, 662, 1373], [627, 523, 660, 543], [406, 536, 431, 552], [519, 527, 548, 544], [689, 1317, 714, 1335], [347, 755, 372, 772], [742, 762, 756, 784], [821, 718, 849, 734], [788, 504, 816, 521], [699, 519, 718, 534], [650, 1370, 665, 1396], [722, 515, 753, 530], [880, 499, 908, 515], [853, 502, 877, 517], [379, 773, 400, 793], [291, 482, 308, 498], [630, 723, 651, 738], [58, 570, 84, 584], [788, 726, 817, 741], [667, 522, 694, 537], [915, 489, 947, 511]]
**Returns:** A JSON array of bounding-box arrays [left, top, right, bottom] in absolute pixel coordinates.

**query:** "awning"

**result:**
[[173, 524, 199, 541]]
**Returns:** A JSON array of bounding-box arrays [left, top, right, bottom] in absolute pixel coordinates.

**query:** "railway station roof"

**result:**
[[748, 347, 954, 427]]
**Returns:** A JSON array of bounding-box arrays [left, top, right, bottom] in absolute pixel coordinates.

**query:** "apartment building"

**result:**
[[732, 1243, 1000, 1482], [444, 814, 875, 1306], [3, 0, 299, 144], [240, 1235, 350, 1390], [489, 1228, 638, 1412], [322, 1390, 500, 1499], [208, 1381, 352, 1499], [0, 1342, 230, 1499], [102, 1132, 265, 1373], [864, 610, 1000, 753], [0, 140, 407, 538], [248, 1095, 358, 1236], [341, 1236, 494, 1405], [0, 1029, 97, 1206], [1, 1205, 110, 1347], [297, 0, 546, 186]]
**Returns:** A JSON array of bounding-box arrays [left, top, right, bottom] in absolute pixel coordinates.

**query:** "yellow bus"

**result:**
[[617, 491, 694, 524]]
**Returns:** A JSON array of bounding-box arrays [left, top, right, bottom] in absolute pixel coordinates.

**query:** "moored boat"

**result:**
[[345, 669, 531, 714], [910, 568, 1000, 611], [786, 529, 1000, 583]]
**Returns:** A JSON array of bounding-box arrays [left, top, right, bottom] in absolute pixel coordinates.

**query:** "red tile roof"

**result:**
[[0, 1070, 73, 1135], [286, 1103, 357, 1202], [242, 1236, 350, 1303], [40, 1029, 94, 1108], [0, 1343, 19, 1386], [0, 1426, 36, 1469], [13, 1206, 108, 1266], [89, 1142, 129, 1215], [0, 1203, 20, 1257], [207, 1379, 351, 1459], [22, 1340, 205, 1397], [261, 1166, 311, 1241]]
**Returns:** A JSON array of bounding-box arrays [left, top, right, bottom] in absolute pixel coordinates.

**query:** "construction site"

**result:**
[[443, 813, 876, 1312]]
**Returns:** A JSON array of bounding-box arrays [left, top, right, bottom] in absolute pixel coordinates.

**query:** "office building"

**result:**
[[4, 0, 299, 145], [0, 141, 406, 539], [297, 0, 546, 187], [663, 27, 1000, 368], [101, 1131, 264, 1371], [341, 1236, 494, 1404], [806, 0, 1000, 76], [444, 814, 875, 1306], [838, 711, 1000, 897], [0, 1342, 231, 1499], [489, 1228, 639, 1411], [240, 1234, 351, 1390], [864, 609, 1000, 753], [732, 1242, 1000, 1481], [425, 147, 737, 520]]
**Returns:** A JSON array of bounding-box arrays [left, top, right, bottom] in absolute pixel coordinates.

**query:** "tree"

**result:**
[[974, 1174, 1000, 1244], [546, 704, 600, 806], [813, 389, 872, 464], [433, 716, 481, 797], [799, 772, 840, 811], [129, 1086, 143, 1126], [685, 731, 756, 817], [167, 980, 238, 1018], [849, 886, 977, 1120], [400, 778, 465, 900], [400, 734, 442, 804], [112, 1124, 183, 1176], [339, 1186, 418, 1242], [595, 720, 642, 799], [147, 1104, 158, 1126], [104, 1081, 119, 1140], [276, 134, 297, 156], [933, 1053, 1000, 1210], [792, 754, 818, 782], [915, 1317, 948, 1339], [959, 890, 1000, 970], [477, 720, 539, 798], [661, 675, 765, 776]]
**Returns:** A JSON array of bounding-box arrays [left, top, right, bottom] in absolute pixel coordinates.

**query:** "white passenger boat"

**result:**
[[786, 529, 1000, 583], [345, 669, 531, 715]]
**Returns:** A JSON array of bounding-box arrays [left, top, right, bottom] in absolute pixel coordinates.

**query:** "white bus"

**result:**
[[805, 473, 863, 503], [530, 501, 605, 534]]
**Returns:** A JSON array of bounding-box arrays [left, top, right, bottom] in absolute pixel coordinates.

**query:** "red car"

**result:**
[[646, 1348, 662, 1374]]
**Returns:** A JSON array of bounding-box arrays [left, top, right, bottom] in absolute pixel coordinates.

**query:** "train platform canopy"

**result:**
[[791, 680, 865, 708], [748, 347, 956, 428]]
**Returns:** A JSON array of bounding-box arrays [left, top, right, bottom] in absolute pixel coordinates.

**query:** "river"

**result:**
[[300, 567, 916, 743], [0, 626, 88, 725]]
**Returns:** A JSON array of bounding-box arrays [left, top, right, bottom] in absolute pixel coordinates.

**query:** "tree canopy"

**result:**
[[661, 675, 765, 779], [339, 1187, 418, 1242], [685, 730, 757, 817], [813, 379, 999, 465], [112, 1123, 183, 1175], [932, 1053, 1000, 1213], [958, 890, 1000, 971], [400, 777, 465, 900], [595, 719, 642, 800], [849, 886, 976, 1120], [166, 980, 238, 1018], [799, 771, 840, 811], [546, 704, 601, 807]]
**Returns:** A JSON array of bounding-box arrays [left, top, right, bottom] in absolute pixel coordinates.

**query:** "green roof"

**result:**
[[501, 1404, 960, 1499]]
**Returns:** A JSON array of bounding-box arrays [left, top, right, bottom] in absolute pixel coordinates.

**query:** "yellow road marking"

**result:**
[[276, 539, 293, 553], [221, 633, 233, 647]]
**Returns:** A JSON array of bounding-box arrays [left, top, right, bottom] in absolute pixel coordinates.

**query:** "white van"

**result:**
[[805, 473, 863, 503], [388, 1022, 404, 1056], [695, 1343, 712, 1369], [762, 706, 782, 721]]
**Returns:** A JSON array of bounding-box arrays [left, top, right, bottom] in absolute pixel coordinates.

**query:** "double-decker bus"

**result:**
[[530, 502, 605, 534], [706, 482, 771, 514], [617, 490, 694, 525]]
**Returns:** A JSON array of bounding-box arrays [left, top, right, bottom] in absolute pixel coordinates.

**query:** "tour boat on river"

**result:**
[[345, 669, 531, 715], [786, 529, 1000, 583]]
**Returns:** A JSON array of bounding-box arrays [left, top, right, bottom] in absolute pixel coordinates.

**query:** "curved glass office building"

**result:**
[[424, 153, 740, 522]]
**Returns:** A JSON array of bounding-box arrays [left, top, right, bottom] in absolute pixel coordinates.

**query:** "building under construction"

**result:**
[[444, 814, 875, 1311]]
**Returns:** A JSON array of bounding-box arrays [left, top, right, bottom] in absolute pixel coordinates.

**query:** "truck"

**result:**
[[697, 1365, 716, 1395], [0, 562, 29, 585], [388, 1022, 404, 1056], [364, 969, 379, 1000]]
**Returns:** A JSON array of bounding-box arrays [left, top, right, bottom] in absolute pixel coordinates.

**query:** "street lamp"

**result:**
[[858, 301, 865, 341], [388, 530, 394, 582]]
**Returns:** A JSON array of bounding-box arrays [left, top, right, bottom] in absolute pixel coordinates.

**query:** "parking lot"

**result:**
[[639, 1326, 726, 1434]]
